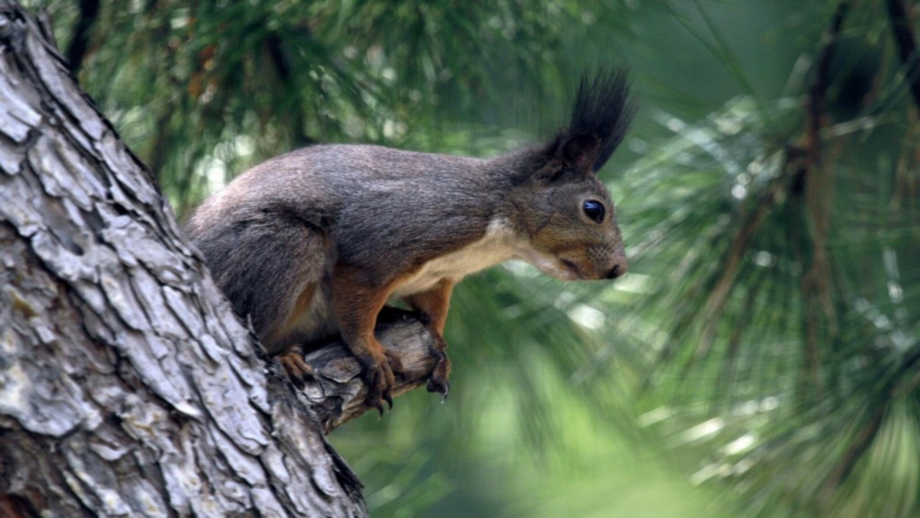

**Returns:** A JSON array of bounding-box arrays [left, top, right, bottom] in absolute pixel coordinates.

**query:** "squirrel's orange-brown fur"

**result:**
[[186, 68, 635, 412]]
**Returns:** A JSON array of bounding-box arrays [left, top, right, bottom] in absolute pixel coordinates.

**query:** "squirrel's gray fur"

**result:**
[[188, 146, 510, 345], [187, 67, 635, 405]]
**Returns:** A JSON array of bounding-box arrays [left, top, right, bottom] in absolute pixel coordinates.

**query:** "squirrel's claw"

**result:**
[[361, 350, 399, 415], [279, 345, 315, 388], [427, 376, 450, 402], [426, 345, 451, 402]]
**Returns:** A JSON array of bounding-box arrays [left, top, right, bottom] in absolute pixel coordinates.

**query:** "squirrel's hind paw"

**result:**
[[279, 345, 315, 388]]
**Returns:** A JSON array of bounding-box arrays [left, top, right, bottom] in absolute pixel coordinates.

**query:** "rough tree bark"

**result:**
[[0, 2, 438, 516]]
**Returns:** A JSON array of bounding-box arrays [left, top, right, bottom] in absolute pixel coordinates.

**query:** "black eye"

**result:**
[[582, 200, 605, 223]]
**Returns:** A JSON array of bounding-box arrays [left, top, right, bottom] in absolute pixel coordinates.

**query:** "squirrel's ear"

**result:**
[[560, 134, 602, 169], [529, 133, 603, 183], [523, 67, 634, 184], [562, 67, 636, 173]]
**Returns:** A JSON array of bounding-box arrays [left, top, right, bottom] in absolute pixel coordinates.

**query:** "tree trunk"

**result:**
[[0, 2, 437, 516]]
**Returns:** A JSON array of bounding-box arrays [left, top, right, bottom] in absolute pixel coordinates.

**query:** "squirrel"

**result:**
[[186, 68, 635, 413]]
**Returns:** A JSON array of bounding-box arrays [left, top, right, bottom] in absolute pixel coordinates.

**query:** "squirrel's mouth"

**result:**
[[513, 248, 580, 281], [560, 259, 582, 280], [526, 259, 579, 281]]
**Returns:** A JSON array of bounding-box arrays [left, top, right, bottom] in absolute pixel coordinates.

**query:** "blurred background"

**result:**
[[32, 0, 920, 516]]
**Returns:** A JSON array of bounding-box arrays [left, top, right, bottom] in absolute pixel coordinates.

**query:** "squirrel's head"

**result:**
[[508, 68, 635, 281]]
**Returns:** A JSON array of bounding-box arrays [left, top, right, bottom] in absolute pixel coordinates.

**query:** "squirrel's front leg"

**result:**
[[332, 266, 405, 414], [402, 279, 454, 400]]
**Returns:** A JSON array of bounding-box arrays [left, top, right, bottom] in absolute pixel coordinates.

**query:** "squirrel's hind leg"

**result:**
[[197, 210, 333, 364], [255, 228, 336, 387], [402, 279, 454, 401], [274, 284, 323, 386]]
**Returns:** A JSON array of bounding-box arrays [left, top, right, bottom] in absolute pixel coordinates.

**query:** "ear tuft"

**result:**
[[562, 67, 636, 172]]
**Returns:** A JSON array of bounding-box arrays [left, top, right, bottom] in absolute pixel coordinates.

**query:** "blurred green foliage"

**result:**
[[34, 0, 920, 516]]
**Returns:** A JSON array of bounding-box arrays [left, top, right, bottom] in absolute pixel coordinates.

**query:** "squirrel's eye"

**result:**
[[582, 200, 605, 223]]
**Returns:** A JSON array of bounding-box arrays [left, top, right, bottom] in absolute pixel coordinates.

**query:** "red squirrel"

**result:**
[[186, 68, 635, 413]]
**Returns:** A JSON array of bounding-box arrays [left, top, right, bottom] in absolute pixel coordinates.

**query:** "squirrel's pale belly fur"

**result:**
[[391, 219, 519, 297]]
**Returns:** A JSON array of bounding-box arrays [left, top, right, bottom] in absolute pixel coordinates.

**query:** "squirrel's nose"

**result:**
[[605, 261, 628, 279]]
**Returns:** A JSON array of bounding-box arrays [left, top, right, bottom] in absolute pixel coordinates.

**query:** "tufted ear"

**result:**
[[554, 67, 636, 174], [523, 69, 635, 185], [559, 134, 603, 169], [530, 133, 606, 184]]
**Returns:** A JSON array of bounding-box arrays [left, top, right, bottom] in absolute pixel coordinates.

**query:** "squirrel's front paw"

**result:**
[[359, 349, 404, 415]]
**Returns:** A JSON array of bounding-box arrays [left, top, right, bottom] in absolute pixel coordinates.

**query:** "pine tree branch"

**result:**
[[886, 0, 920, 109], [800, 0, 851, 386], [64, 0, 100, 74]]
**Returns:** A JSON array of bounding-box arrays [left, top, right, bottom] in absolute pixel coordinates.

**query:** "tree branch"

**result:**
[[800, 0, 850, 386], [64, 0, 100, 74], [300, 308, 439, 432], [265, 32, 315, 147], [886, 0, 920, 109]]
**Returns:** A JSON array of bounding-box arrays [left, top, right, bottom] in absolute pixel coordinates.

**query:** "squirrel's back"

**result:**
[[188, 144, 493, 235], [185, 144, 507, 349]]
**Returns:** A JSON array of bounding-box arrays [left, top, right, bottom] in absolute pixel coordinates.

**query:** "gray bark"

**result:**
[[0, 2, 437, 516]]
